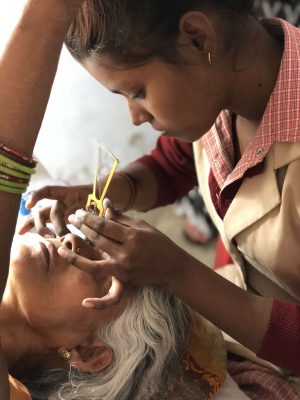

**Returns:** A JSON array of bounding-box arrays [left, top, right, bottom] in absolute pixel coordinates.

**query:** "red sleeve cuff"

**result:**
[[135, 156, 180, 208], [134, 135, 197, 208], [258, 298, 300, 374]]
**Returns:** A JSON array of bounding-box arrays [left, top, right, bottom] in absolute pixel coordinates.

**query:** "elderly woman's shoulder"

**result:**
[[173, 313, 227, 400], [0, 345, 31, 400], [8, 375, 31, 400]]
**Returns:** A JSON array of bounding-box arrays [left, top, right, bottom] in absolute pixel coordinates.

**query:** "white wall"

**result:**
[[0, 2, 159, 184]]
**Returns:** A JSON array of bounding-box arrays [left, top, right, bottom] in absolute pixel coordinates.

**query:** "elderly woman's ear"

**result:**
[[61, 337, 113, 373]]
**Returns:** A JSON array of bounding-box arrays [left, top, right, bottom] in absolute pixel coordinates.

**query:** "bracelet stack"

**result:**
[[0, 144, 37, 194], [115, 171, 137, 212]]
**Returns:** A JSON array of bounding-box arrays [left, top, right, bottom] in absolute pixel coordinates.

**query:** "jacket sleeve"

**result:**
[[257, 298, 300, 375], [135, 135, 198, 208]]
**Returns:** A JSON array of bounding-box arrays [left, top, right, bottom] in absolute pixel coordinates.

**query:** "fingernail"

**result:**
[[25, 200, 31, 209], [68, 214, 78, 223], [103, 198, 111, 208], [75, 209, 86, 218], [82, 300, 96, 309]]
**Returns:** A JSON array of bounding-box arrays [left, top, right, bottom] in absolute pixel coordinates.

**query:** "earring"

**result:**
[[208, 51, 212, 65], [59, 349, 72, 361], [76, 248, 80, 254]]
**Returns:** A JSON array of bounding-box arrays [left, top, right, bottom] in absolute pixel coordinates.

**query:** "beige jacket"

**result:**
[[194, 139, 300, 375], [194, 139, 300, 303]]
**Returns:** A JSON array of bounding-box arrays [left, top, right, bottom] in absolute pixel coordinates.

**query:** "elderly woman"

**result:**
[[0, 1, 230, 399], [4, 233, 227, 400]]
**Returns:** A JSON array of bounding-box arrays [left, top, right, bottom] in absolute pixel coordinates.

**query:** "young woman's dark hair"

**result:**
[[65, 0, 255, 67]]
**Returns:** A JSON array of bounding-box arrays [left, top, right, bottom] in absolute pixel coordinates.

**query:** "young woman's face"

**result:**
[[7, 233, 119, 349], [84, 57, 229, 143]]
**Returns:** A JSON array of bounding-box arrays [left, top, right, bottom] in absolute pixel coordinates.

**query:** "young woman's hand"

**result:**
[[18, 185, 92, 237], [19, 172, 142, 237], [57, 204, 189, 308]]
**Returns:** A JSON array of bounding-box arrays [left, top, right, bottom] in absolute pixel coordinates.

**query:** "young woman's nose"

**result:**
[[128, 100, 152, 126]]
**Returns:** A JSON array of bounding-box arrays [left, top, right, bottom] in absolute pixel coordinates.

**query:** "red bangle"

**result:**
[[0, 171, 29, 184], [0, 144, 37, 168], [115, 172, 137, 212]]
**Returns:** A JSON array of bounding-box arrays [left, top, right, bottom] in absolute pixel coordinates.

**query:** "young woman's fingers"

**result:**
[[18, 206, 56, 237], [58, 246, 118, 277], [103, 198, 112, 217], [58, 246, 97, 273], [25, 189, 47, 209], [103, 198, 127, 223], [50, 201, 69, 237], [105, 208, 139, 226], [75, 223, 123, 257], [18, 206, 52, 235], [77, 206, 137, 227], [19, 202, 69, 237], [69, 211, 129, 244], [25, 186, 60, 209], [82, 277, 125, 309], [34, 209, 57, 238], [17, 217, 36, 235], [33, 207, 51, 235]]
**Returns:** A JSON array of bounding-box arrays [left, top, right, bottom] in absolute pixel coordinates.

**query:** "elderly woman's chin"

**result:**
[[10, 232, 38, 260]]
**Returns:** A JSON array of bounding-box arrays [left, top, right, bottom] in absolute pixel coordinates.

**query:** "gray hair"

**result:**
[[25, 286, 194, 400]]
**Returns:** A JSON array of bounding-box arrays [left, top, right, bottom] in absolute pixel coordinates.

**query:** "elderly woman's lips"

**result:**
[[39, 242, 50, 269]]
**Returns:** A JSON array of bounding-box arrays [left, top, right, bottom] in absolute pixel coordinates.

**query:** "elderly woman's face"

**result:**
[[7, 233, 117, 349]]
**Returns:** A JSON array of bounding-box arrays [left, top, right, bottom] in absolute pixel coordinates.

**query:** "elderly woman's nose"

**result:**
[[60, 233, 82, 252]]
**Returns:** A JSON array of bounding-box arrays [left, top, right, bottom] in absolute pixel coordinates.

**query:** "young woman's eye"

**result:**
[[130, 89, 146, 101]]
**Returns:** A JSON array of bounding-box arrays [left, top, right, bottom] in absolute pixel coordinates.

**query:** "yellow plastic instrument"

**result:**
[[85, 144, 119, 216]]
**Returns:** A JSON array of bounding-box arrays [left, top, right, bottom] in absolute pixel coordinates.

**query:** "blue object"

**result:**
[[19, 194, 31, 216]]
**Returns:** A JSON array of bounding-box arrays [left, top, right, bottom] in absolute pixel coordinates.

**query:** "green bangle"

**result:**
[[0, 164, 30, 179], [0, 154, 36, 175], [0, 178, 28, 189], [0, 184, 26, 194]]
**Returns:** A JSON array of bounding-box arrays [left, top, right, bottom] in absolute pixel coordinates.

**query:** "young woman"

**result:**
[[22, 0, 300, 397], [0, 1, 231, 399]]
